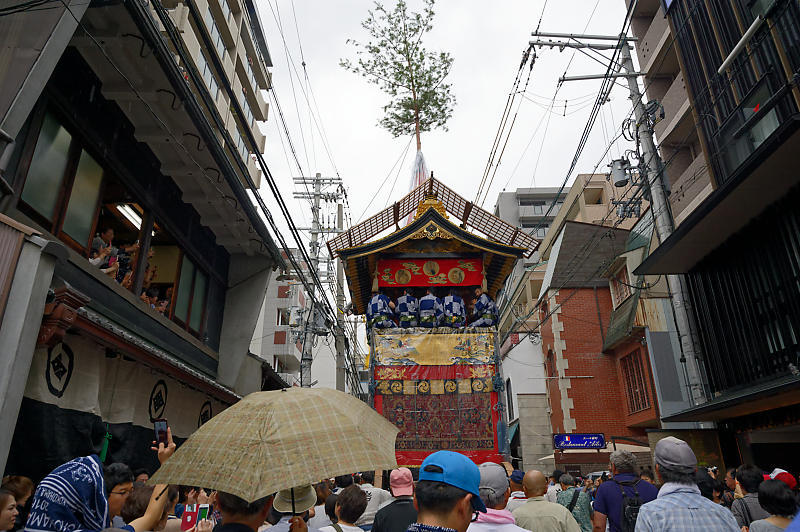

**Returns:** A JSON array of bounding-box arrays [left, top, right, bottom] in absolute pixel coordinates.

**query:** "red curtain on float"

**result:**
[[371, 329, 502, 466]]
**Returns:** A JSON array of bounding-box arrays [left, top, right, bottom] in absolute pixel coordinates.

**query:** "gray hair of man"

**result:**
[[479, 486, 507, 509], [559, 474, 576, 487], [609, 450, 637, 474]]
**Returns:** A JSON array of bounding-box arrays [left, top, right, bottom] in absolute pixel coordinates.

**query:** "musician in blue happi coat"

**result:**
[[367, 289, 396, 328], [470, 287, 498, 327], [395, 287, 419, 328], [443, 287, 466, 327], [418, 287, 443, 328]]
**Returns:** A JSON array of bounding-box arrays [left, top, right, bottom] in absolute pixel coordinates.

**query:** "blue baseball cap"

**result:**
[[419, 451, 487, 512], [510, 470, 524, 484]]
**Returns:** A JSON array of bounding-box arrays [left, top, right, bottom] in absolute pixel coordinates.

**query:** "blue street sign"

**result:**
[[553, 433, 606, 449]]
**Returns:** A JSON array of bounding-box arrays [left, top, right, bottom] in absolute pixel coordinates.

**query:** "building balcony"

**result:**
[[580, 203, 609, 225], [273, 325, 301, 370], [636, 11, 680, 77], [654, 73, 691, 143], [669, 153, 712, 226], [627, 0, 660, 20]]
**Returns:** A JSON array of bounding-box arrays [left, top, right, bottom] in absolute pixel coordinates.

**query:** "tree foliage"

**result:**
[[340, 0, 455, 149]]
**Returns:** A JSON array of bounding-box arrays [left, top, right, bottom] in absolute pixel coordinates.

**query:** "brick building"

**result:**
[[538, 221, 653, 475]]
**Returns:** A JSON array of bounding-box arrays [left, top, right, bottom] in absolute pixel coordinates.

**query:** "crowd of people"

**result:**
[[366, 287, 498, 330], [89, 227, 171, 316], [2, 433, 799, 532]]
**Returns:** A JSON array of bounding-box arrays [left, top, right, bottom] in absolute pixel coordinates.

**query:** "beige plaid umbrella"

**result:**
[[149, 387, 399, 501]]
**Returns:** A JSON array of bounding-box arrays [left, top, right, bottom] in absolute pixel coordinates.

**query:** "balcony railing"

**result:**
[[670, 0, 800, 186]]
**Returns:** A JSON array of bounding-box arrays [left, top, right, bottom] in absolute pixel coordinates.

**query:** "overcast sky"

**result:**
[[254, 0, 636, 257]]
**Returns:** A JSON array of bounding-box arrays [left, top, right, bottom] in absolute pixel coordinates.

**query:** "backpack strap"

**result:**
[[332, 523, 344, 532], [742, 498, 754, 525], [567, 489, 581, 512], [614, 478, 641, 497]]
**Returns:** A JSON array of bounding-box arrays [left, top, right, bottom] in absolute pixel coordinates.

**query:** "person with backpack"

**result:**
[[556, 474, 593, 532], [635, 437, 739, 531], [592, 450, 658, 532]]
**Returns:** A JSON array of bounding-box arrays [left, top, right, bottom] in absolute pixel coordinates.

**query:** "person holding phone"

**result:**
[[24, 426, 177, 532]]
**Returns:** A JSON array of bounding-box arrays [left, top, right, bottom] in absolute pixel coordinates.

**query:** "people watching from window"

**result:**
[[141, 287, 160, 309], [92, 227, 139, 259], [157, 287, 173, 315]]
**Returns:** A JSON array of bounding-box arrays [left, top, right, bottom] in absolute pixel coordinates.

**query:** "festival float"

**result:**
[[327, 177, 538, 466]]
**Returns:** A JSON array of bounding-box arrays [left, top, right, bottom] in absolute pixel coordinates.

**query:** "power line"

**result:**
[[144, 0, 338, 321], [520, 2, 637, 239]]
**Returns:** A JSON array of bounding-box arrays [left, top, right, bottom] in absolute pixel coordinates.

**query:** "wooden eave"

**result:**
[[338, 207, 526, 315]]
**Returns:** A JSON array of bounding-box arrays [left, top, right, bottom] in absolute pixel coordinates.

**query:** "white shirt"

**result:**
[[505, 491, 528, 513], [320, 525, 363, 532], [261, 517, 322, 532], [545, 484, 562, 503], [356, 483, 392, 526], [308, 504, 332, 530]]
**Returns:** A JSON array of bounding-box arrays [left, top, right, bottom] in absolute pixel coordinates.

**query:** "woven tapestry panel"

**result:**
[[381, 393, 495, 451]]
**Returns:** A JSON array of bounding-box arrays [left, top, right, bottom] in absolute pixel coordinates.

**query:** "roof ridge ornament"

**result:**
[[414, 192, 448, 221]]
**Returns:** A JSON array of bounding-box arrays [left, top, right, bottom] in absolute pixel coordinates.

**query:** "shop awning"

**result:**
[[662, 374, 800, 422]]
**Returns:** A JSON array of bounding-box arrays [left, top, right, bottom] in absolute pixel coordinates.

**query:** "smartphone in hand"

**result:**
[[154, 418, 168, 446]]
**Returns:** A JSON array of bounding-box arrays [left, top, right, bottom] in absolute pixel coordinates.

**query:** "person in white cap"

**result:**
[[635, 437, 739, 531], [467, 463, 526, 532], [265, 484, 321, 532]]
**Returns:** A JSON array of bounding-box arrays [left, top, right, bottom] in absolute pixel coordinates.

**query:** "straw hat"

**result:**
[[272, 484, 317, 515]]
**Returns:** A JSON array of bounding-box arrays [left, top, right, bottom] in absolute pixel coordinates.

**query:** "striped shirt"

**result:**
[[634, 483, 739, 532]]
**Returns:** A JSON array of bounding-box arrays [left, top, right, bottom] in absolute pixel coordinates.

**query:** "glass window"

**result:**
[[276, 308, 290, 325], [239, 91, 255, 127], [233, 127, 248, 161], [174, 257, 194, 322], [61, 150, 103, 246], [245, 56, 259, 89], [220, 0, 232, 22], [197, 53, 220, 100], [21, 113, 72, 220], [205, 8, 226, 60], [189, 268, 208, 332]]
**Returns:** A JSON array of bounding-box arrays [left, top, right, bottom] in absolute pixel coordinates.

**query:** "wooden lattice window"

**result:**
[[610, 265, 632, 307], [621, 350, 650, 414]]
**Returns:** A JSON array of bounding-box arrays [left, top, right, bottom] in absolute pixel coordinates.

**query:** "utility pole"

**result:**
[[530, 31, 708, 407], [293, 174, 345, 388], [335, 202, 346, 391]]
